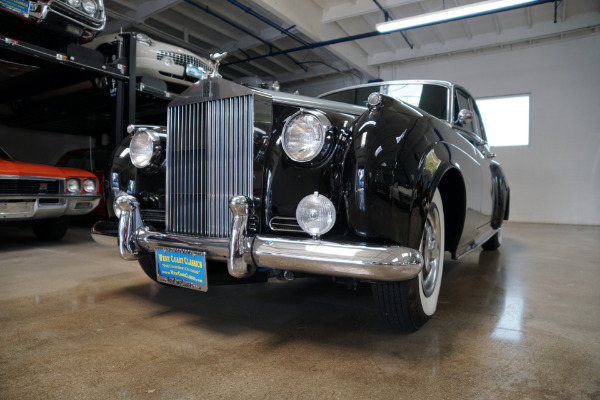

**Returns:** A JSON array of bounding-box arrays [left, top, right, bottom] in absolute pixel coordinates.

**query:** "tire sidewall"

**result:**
[[417, 190, 445, 316]]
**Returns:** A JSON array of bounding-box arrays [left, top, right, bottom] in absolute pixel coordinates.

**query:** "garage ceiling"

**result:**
[[101, 0, 600, 88]]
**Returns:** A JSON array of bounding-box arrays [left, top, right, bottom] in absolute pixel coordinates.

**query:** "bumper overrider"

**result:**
[[91, 194, 424, 282]]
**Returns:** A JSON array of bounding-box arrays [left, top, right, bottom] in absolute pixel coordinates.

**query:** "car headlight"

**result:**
[[81, 0, 97, 15], [135, 33, 152, 46], [296, 192, 336, 238], [282, 110, 330, 162], [66, 178, 81, 194], [129, 126, 162, 169], [67, 0, 81, 7], [83, 178, 97, 194]]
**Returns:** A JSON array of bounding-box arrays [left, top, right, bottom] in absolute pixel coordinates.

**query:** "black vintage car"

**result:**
[[92, 76, 509, 332]]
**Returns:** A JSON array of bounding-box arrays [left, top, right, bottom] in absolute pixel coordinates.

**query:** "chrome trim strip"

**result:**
[[318, 79, 454, 98], [0, 175, 64, 181], [256, 88, 366, 116], [0, 195, 101, 200], [269, 216, 303, 233], [318, 79, 453, 122]]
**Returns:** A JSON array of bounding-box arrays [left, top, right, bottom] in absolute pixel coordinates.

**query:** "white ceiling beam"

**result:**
[[369, 13, 600, 66], [218, 28, 311, 74], [104, 0, 182, 32], [133, 0, 182, 21], [420, 1, 445, 44], [108, 0, 135, 11], [363, 14, 397, 51], [276, 61, 359, 85], [244, 49, 298, 74], [493, 14, 502, 34], [363, 7, 414, 50], [148, 14, 221, 47], [451, 0, 472, 40], [249, 0, 378, 80], [169, 4, 239, 41], [223, 62, 262, 79], [311, 0, 327, 9], [561, 0, 568, 22], [215, 26, 290, 58], [323, 0, 422, 24]]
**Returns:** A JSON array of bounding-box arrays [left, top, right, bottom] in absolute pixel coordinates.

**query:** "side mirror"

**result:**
[[456, 109, 473, 126]]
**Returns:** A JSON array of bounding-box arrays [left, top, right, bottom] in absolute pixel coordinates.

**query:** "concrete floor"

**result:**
[[0, 221, 598, 400]]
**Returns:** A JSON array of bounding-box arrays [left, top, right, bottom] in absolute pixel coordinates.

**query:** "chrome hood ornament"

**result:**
[[210, 52, 227, 78]]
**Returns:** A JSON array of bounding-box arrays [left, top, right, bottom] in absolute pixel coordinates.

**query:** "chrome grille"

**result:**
[[166, 95, 253, 238], [156, 51, 214, 72]]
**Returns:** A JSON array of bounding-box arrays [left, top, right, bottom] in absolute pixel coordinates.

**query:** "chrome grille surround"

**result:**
[[166, 94, 254, 238]]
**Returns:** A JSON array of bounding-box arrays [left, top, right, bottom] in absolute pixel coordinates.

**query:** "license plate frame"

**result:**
[[0, 0, 30, 18], [185, 64, 208, 80], [0, 201, 34, 218], [155, 247, 207, 291]]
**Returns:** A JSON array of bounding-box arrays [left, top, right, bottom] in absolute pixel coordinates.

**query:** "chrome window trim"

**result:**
[[318, 79, 453, 122]]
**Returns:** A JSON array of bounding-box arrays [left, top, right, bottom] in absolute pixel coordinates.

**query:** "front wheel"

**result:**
[[482, 230, 502, 251], [372, 190, 445, 332], [32, 217, 69, 241]]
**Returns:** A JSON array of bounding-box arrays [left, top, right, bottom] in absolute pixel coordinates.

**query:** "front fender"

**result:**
[[344, 96, 426, 248], [343, 96, 469, 250]]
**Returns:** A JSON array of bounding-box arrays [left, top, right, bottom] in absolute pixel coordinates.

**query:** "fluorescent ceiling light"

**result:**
[[376, 0, 540, 33]]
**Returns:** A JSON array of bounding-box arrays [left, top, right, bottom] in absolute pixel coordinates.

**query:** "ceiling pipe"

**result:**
[[372, 0, 414, 49], [183, 0, 308, 72], [223, 0, 555, 66], [226, 0, 311, 47]]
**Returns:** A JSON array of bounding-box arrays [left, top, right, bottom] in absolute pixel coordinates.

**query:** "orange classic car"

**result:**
[[0, 145, 101, 240]]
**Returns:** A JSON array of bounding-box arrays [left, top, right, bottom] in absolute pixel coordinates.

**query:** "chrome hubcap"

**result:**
[[422, 203, 441, 297]]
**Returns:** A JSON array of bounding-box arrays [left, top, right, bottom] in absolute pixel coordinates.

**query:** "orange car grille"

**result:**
[[0, 179, 61, 195]]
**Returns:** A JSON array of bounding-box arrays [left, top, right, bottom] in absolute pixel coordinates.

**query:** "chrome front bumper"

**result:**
[[91, 195, 423, 282], [1, 195, 101, 220]]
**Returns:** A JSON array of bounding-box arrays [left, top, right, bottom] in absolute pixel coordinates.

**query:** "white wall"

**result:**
[[0, 126, 92, 165], [335, 33, 599, 226], [278, 34, 600, 225]]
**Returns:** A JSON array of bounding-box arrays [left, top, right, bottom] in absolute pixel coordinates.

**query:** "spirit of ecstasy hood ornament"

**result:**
[[210, 52, 227, 78]]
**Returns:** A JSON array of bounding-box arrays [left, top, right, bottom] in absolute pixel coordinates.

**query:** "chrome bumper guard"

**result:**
[[91, 195, 424, 282]]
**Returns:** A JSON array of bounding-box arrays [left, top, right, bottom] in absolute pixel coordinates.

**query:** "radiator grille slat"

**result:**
[[166, 95, 253, 238]]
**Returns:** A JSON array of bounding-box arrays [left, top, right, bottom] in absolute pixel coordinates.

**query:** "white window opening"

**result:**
[[476, 94, 530, 147]]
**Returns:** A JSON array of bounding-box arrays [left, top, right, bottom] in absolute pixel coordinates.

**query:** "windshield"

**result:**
[[321, 83, 449, 121], [61, 150, 109, 171]]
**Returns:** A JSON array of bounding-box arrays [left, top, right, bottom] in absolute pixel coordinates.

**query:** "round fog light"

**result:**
[[296, 192, 336, 238]]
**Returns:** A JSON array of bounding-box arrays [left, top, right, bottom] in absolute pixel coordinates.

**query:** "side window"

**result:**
[[455, 90, 475, 133]]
